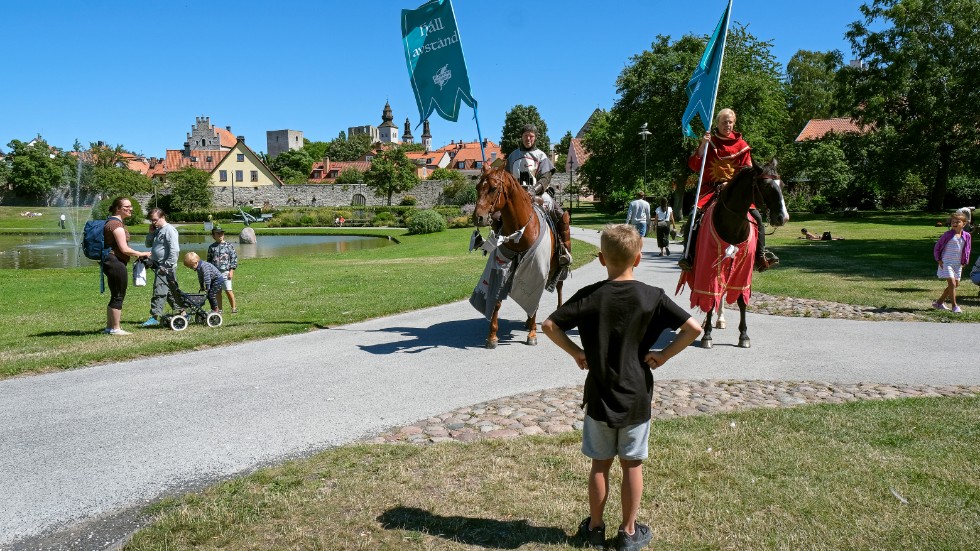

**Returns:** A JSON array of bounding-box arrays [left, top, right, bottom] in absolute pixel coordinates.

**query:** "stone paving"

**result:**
[[369, 380, 980, 445], [744, 292, 926, 322]]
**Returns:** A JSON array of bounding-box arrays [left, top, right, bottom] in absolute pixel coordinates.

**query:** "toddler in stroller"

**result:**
[[144, 256, 224, 331]]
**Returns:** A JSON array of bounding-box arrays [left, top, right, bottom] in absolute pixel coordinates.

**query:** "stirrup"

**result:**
[[558, 251, 572, 266], [678, 258, 693, 272]]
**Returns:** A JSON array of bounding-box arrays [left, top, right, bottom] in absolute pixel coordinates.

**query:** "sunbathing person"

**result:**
[[799, 228, 844, 241]]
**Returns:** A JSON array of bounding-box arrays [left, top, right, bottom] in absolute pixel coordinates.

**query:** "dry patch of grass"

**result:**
[[127, 397, 979, 550]]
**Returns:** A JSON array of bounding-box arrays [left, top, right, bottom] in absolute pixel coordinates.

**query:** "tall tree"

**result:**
[[364, 148, 419, 205], [844, 0, 980, 210], [324, 133, 374, 162], [167, 167, 213, 212], [580, 25, 788, 206], [500, 105, 550, 156], [88, 142, 128, 169], [92, 166, 152, 197], [555, 130, 573, 172], [268, 148, 315, 184], [785, 50, 845, 137], [6, 139, 68, 199]]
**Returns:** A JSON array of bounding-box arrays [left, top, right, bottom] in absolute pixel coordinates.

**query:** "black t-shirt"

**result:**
[[548, 280, 690, 428]]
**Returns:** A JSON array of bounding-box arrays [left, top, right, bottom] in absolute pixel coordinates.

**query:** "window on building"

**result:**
[[219, 170, 227, 182], [457, 161, 465, 169], [250, 170, 258, 182], [490, 152, 497, 160], [237, 154, 245, 162], [235, 170, 243, 182], [206, 156, 212, 162], [474, 161, 482, 168]]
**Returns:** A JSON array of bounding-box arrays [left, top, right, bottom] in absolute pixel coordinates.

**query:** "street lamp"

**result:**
[[638, 122, 651, 193]]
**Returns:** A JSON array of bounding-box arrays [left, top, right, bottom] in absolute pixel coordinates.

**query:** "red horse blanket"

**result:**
[[676, 202, 757, 313]]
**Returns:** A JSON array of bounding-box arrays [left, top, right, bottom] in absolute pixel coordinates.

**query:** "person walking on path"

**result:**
[[542, 224, 701, 550], [142, 208, 180, 327], [102, 198, 151, 335], [625, 191, 652, 238], [653, 197, 675, 256], [934, 211, 972, 313], [207, 226, 239, 313]]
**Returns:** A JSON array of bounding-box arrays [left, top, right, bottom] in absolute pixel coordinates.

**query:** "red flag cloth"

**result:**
[[676, 202, 757, 313]]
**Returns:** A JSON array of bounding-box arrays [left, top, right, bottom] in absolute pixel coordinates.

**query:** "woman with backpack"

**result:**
[[103, 197, 151, 335]]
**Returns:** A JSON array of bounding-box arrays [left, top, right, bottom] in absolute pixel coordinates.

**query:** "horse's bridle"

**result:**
[[480, 171, 534, 238]]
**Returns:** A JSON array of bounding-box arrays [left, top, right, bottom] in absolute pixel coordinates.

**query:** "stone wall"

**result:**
[[208, 180, 449, 209]]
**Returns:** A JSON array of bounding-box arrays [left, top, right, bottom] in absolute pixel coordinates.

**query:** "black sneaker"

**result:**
[[577, 517, 606, 548], [615, 522, 652, 551]]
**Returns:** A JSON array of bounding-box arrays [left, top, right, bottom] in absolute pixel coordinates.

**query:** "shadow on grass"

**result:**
[[772, 237, 938, 280], [377, 507, 570, 548]]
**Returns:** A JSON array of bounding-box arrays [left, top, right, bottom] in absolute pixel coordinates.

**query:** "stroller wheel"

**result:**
[[206, 312, 223, 328], [170, 316, 188, 331]]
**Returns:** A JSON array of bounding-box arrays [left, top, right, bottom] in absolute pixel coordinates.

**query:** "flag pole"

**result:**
[[684, 0, 732, 253], [474, 106, 486, 163]]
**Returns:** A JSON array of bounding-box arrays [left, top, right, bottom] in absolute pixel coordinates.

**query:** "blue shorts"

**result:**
[[581, 414, 650, 461], [972, 271, 980, 286]]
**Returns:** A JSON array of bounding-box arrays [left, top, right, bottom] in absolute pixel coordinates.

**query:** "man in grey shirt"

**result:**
[[625, 191, 651, 237], [142, 208, 180, 327]]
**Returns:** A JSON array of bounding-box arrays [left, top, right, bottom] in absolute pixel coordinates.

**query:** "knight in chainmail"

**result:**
[[505, 124, 572, 266]]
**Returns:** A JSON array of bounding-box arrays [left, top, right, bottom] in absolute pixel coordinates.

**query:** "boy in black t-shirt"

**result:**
[[543, 224, 701, 551]]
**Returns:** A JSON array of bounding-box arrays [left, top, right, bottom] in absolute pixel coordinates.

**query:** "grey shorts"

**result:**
[[581, 414, 650, 461], [221, 272, 233, 291]]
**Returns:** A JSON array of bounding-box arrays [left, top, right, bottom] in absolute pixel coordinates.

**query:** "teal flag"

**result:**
[[402, 0, 477, 124], [681, 0, 732, 138]]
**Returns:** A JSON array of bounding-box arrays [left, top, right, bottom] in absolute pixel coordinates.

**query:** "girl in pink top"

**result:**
[[933, 211, 972, 313]]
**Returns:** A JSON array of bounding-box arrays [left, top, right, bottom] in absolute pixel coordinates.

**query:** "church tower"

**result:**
[[402, 118, 414, 144], [421, 119, 432, 152], [379, 101, 399, 143]]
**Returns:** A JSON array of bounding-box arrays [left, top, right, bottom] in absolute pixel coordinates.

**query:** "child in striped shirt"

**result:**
[[183, 252, 226, 313]]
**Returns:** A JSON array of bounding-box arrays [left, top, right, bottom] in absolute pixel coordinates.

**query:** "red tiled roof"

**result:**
[[216, 128, 237, 149], [566, 138, 590, 172], [164, 149, 230, 172], [308, 160, 370, 183], [795, 117, 869, 142]]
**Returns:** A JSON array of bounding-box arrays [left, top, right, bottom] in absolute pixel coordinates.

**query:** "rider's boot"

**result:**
[[557, 211, 572, 266], [751, 212, 778, 272]]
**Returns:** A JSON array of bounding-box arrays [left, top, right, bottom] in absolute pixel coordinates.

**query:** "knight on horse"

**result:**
[[679, 108, 778, 273], [505, 124, 573, 267]]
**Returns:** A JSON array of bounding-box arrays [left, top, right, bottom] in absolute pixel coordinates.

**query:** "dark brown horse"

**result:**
[[472, 165, 564, 349], [678, 159, 788, 349]]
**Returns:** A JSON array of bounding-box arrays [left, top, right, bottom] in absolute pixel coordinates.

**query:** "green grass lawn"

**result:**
[[125, 397, 980, 550], [0, 210, 598, 378]]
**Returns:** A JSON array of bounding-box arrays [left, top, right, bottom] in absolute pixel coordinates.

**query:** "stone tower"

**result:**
[[421, 119, 432, 152], [378, 101, 399, 143], [186, 116, 233, 151], [402, 118, 414, 144], [266, 129, 304, 159]]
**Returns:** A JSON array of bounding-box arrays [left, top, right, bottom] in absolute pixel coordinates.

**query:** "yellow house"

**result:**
[[210, 137, 282, 188]]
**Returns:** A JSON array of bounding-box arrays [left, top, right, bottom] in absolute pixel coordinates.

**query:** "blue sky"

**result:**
[[2, 0, 869, 157]]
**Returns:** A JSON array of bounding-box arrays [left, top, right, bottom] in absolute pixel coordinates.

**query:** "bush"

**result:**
[[945, 175, 980, 209], [810, 195, 831, 214], [372, 212, 398, 227], [406, 209, 447, 235], [400, 195, 418, 206], [448, 215, 472, 228], [92, 197, 143, 225]]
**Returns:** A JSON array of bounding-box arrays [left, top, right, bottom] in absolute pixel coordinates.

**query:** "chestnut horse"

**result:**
[[678, 159, 788, 349], [472, 165, 564, 349]]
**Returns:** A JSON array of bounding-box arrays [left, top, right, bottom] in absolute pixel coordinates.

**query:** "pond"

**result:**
[[0, 233, 394, 270]]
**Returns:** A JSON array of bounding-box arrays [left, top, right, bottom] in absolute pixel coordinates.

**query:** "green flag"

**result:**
[[401, 0, 477, 124]]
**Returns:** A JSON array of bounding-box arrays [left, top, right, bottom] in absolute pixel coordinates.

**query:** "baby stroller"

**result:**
[[145, 260, 223, 331]]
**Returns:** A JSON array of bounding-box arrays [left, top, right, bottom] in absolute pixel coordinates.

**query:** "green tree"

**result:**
[[335, 166, 364, 185], [397, 142, 426, 153], [364, 148, 419, 206], [579, 25, 789, 206], [0, 155, 10, 204], [167, 167, 213, 212], [88, 142, 128, 169], [325, 134, 374, 162], [268, 148, 315, 184], [844, 0, 980, 210], [91, 166, 152, 197], [785, 50, 845, 137], [431, 167, 472, 205], [500, 105, 550, 157], [555, 130, 573, 172], [302, 140, 330, 162], [6, 139, 68, 199]]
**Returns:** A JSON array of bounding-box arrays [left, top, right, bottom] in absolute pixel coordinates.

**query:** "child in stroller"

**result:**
[[144, 257, 224, 331]]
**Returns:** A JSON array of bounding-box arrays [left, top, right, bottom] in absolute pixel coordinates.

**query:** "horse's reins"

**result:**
[[484, 173, 534, 243]]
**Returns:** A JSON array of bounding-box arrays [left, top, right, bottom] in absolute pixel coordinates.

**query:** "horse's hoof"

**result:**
[[738, 338, 751, 348], [526, 336, 538, 346], [699, 338, 713, 349], [486, 339, 498, 349], [715, 320, 726, 329]]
